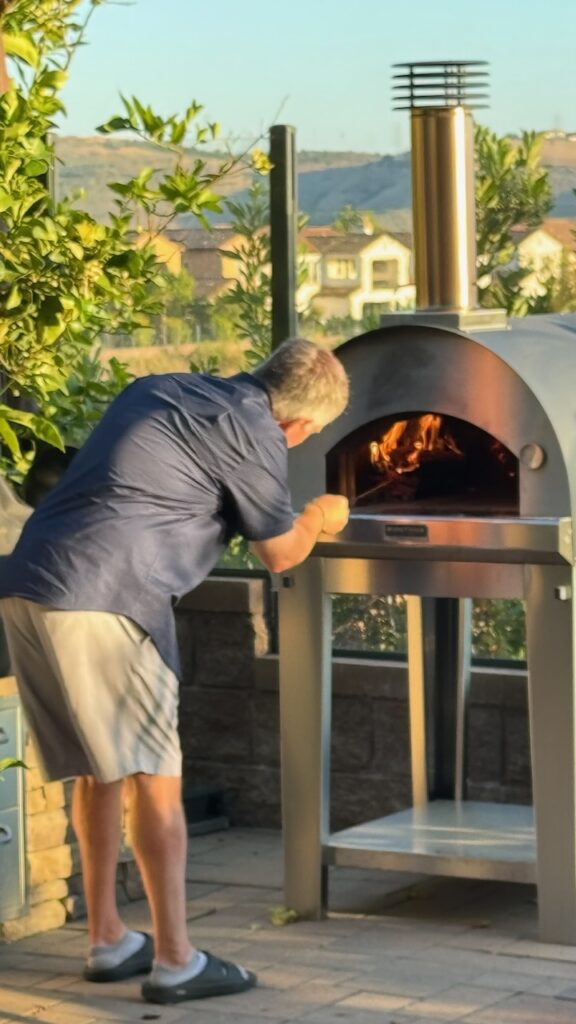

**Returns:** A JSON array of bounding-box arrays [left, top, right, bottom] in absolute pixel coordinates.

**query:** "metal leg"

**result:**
[[454, 599, 473, 803], [525, 565, 576, 943], [406, 596, 429, 807], [278, 557, 331, 919], [406, 596, 472, 805], [427, 598, 472, 800]]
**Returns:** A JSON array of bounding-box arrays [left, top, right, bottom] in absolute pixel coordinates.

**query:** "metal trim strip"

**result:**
[[316, 515, 574, 566]]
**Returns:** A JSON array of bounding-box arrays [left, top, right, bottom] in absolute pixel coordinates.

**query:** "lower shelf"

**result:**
[[326, 800, 536, 883]]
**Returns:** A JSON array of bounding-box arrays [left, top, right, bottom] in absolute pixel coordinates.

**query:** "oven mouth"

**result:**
[[327, 411, 519, 517]]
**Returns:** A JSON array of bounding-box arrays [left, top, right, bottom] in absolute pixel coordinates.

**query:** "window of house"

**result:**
[[307, 262, 320, 284], [326, 259, 357, 281], [371, 259, 399, 289], [363, 301, 394, 319]]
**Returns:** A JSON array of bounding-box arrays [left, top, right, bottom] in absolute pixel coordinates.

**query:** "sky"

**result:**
[[59, 0, 576, 155]]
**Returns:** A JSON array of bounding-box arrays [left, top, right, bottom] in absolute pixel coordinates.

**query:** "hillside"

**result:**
[[54, 134, 576, 227]]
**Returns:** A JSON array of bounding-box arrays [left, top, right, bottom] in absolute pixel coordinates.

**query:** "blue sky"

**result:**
[[60, 0, 576, 153]]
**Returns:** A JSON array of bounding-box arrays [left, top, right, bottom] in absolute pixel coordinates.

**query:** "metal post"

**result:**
[[406, 597, 429, 808], [454, 598, 473, 803], [278, 558, 331, 918], [525, 564, 576, 943], [431, 598, 472, 799], [406, 596, 472, 805], [269, 124, 298, 349]]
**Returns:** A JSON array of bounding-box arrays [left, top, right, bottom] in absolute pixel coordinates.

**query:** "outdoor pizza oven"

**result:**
[[288, 316, 574, 564], [278, 61, 576, 945]]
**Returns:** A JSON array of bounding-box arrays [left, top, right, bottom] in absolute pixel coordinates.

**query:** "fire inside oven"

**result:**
[[327, 412, 519, 516]]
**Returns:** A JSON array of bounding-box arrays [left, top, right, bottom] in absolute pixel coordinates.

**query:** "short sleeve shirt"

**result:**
[[0, 372, 294, 675]]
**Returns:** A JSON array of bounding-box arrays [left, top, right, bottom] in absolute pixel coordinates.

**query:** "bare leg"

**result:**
[[126, 774, 193, 966], [71, 776, 126, 945]]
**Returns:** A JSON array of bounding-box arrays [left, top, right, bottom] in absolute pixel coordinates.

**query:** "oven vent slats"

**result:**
[[392, 60, 490, 110]]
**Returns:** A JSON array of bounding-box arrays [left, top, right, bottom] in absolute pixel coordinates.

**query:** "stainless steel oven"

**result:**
[[278, 61, 576, 944]]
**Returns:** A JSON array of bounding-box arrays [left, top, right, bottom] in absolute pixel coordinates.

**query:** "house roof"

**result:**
[[305, 232, 380, 256], [387, 230, 413, 250], [540, 218, 576, 250], [299, 226, 341, 253], [301, 228, 414, 255], [300, 226, 339, 238], [512, 218, 576, 250], [165, 226, 237, 251]]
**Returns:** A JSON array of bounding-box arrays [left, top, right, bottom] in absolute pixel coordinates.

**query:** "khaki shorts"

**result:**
[[0, 597, 182, 783]]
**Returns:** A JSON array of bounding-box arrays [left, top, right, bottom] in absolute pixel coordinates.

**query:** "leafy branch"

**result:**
[[475, 127, 552, 314], [0, 0, 268, 476]]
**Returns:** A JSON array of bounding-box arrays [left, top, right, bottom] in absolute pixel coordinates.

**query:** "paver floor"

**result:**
[[2, 829, 576, 1023]]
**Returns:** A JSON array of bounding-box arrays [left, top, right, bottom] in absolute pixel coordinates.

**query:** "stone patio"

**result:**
[[3, 828, 576, 1023]]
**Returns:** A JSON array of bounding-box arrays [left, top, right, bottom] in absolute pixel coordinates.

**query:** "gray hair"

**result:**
[[251, 338, 349, 427]]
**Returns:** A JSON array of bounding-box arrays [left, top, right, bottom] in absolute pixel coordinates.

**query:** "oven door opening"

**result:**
[[327, 412, 519, 517]]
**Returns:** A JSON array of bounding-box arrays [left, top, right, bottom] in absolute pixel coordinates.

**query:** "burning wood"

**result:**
[[360, 414, 463, 503]]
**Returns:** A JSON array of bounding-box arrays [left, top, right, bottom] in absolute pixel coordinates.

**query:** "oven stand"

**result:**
[[407, 595, 472, 806], [278, 556, 576, 944]]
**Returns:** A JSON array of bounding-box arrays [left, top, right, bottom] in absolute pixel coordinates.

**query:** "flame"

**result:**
[[369, 415, 462, 476]]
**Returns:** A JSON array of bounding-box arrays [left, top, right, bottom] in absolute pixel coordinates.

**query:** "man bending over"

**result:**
[[0, 338, 349, 1004]]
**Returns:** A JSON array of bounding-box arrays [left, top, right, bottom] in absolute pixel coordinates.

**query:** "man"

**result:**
[[0, 338, 349, 1005]]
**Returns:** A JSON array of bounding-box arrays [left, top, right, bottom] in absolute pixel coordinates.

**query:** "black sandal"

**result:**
[[141, 951, 257, 1003], [84, 932, 154, 983]]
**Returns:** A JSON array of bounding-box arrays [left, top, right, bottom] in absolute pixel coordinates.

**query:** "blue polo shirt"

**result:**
[[0, 372, 294, 676]]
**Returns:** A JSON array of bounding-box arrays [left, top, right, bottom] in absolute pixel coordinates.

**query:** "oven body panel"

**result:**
[[324, 558, 524, 600], [288, 323, 572, 524]]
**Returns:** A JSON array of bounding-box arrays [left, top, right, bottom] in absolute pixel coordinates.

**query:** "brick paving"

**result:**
[[2, 829, 576, 1022]]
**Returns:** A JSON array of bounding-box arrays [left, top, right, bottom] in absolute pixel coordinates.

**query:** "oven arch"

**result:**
[[289, 323, 570, 521]]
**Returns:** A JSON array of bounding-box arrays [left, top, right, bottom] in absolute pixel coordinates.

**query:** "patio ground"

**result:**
[[2, 828, 576, 1023]]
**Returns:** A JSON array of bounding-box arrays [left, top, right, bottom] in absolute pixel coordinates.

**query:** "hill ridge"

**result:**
[[54, 134, 576, 227]]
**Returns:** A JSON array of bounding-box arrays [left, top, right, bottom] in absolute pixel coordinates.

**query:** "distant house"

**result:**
[[511, 218, 576, 297], [165, 226, 241, 300], [165, 225, 323, 314], [133, 229, 183, 275], [301, 227, 415, 320], [141, 217, 576, 320], [143, 223, 416, 324]]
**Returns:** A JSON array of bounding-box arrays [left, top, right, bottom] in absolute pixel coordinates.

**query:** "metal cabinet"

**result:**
[[0, 696, 26, 921]]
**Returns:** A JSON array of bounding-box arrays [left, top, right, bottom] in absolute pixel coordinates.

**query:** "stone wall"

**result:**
[[0, 677, 144, 942], [176, 578, 532, 831]]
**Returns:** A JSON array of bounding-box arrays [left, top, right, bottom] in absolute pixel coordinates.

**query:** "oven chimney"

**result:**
[[391, 61, 506, 331]]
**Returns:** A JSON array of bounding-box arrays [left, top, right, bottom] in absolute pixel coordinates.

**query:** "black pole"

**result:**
[[269, 124, 298, 349]]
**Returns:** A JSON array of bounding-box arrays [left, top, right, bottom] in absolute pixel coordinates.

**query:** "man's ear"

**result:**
[[277, 418, 315, 448], [277, 419, 302, 444]]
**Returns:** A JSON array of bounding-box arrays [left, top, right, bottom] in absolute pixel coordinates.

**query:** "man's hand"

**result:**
[[305, 494, 350, 535], [250, 493, 350, 574]]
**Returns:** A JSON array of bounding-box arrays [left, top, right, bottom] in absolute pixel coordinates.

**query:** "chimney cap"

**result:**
[[392, 60, 489, 110]]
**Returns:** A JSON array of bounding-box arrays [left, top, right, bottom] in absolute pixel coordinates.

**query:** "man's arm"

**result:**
[[250, 495, 349, 574]]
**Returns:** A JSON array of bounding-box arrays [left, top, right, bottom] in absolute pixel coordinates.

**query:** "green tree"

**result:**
[[42, 352, 133, 448], [530, 250, 576, 314], [135, 268, 197, 346], [332, 204, 365, 233], [162, 268, 196, 318], [475, 128, 552, 314], [201, 180, 312, 369], [0, 0, 264, 476], [213, 180, 272, 366]]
